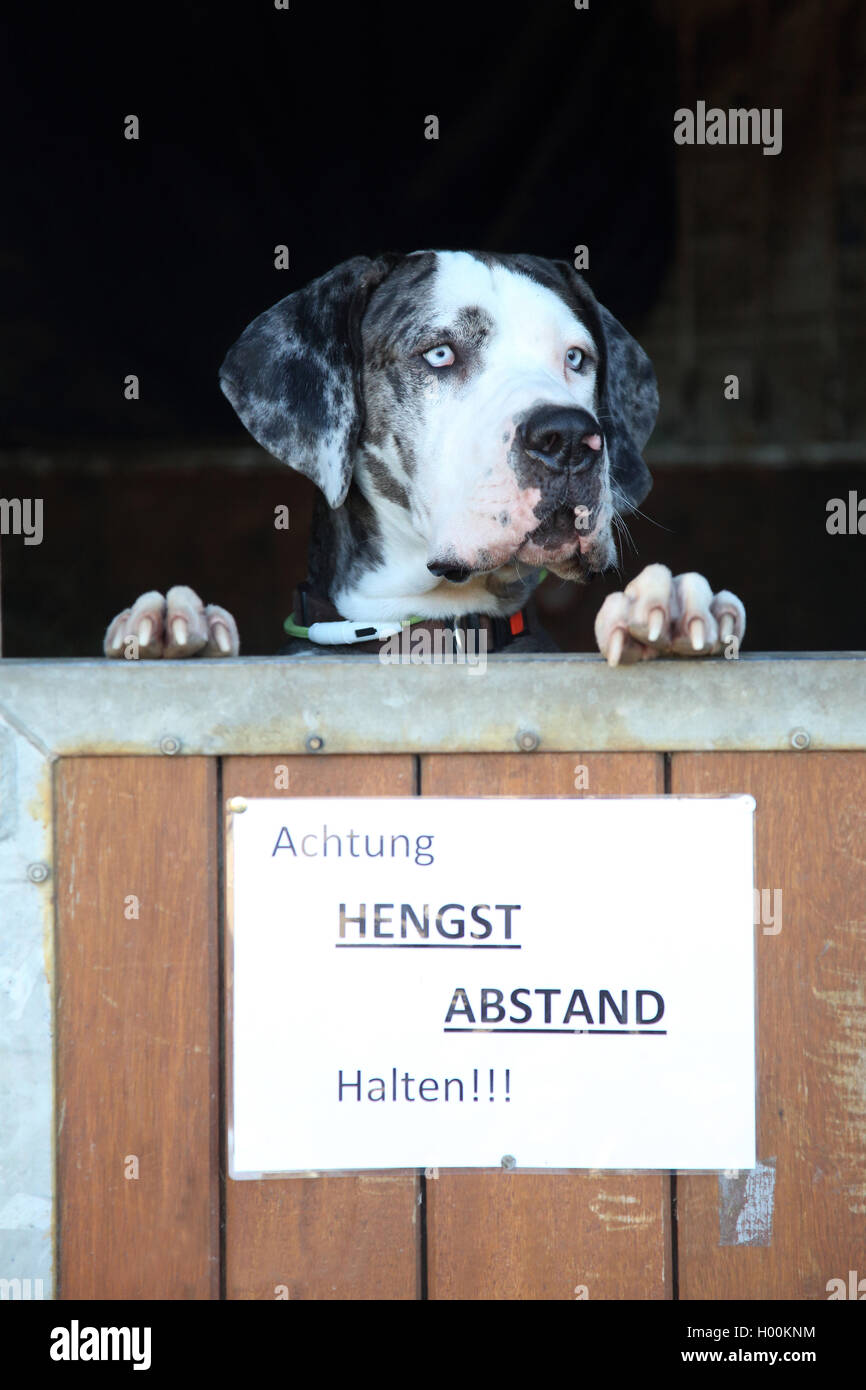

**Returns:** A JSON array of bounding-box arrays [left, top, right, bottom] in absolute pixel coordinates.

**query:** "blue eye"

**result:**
[[423, 344, 456, 367], [566, 348, 585, 371]]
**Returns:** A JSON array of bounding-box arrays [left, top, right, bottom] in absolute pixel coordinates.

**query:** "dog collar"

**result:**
[[283, 613, 426, 645], [283, 574, 547, 651]]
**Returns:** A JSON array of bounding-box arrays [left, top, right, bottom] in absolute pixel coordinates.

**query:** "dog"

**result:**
[[104, 250, 745, 662]]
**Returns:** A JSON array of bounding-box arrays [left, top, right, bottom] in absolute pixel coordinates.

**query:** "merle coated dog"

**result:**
[[104, 251, 745, 661]]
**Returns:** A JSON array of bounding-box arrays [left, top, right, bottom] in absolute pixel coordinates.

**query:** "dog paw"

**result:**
[[104, 586, 240, 658], [594, 564, 745, 667]]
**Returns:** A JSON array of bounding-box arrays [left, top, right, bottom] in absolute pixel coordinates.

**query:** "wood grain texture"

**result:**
[[56, 757, 219, 1299], [420, 753, 672, 1300], [223, 754, 420, 1300], [672, 752, 866, 1300]]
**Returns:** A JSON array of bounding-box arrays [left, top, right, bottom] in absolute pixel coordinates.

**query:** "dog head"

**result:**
[[219, 250, 656, 585]]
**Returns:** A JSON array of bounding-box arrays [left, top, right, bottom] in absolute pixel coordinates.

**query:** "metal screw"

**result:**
[[160, 735, 181, 756], [27, 862, 50, 884], [501, 1154, 517, 1170], [790, 729, 811, 750], [227, 796, 248, 814], [516, 730, 539, 752], [306, 735, 324, 752]]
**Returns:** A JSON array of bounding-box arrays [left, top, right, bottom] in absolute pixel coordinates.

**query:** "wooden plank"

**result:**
[[421, 753, 672, 1300], [56, 756, 219, 1299], [673, 752, 866, 1300], [223, 754, 420, 1300]]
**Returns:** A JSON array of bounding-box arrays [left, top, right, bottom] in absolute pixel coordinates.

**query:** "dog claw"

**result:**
[[607, 628, 625, 667], [647, 607, 665, 643], [105, 588, 240, 658], [595, 568, 745, 665]]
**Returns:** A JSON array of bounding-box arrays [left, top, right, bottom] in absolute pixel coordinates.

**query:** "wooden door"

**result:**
[[54, 749, 865, 1299]]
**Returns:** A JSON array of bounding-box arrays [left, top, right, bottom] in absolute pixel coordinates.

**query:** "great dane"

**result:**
[[104, 250, 745, 661]]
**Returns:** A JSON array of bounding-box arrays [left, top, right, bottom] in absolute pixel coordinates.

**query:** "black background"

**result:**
[[1, 1, 863, 654], [3, 1, 674, 441]]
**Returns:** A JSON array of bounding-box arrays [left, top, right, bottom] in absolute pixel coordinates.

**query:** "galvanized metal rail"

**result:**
[[1, 653, 864, 757]]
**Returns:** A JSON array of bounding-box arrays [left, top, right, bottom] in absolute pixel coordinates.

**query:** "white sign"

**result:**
[[228, 796, 756, 1174]]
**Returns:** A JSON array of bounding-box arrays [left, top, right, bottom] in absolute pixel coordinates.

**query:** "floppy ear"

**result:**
[[594, 300, 657, 508], [219, 255, 399, 508], [551, 263, 657, 509]]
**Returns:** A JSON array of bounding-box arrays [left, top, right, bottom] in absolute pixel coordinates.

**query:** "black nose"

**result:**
[[427, 561, 473, 583], [518, 407, 604, 472]]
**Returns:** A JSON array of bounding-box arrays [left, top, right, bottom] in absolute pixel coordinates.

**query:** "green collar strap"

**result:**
[[284, 570, 548, 647], [283, 612, 426, 646]]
